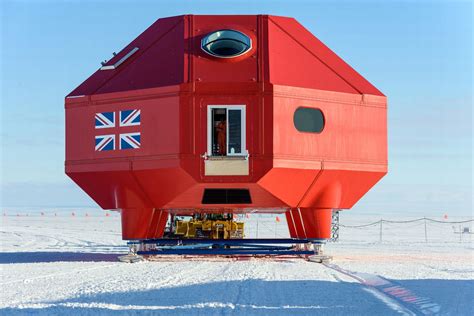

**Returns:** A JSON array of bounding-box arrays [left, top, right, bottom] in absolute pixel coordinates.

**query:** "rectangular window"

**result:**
[[207, 105, 246, 157], [202, 189, 252, 204], [228, 109, 242, 154]]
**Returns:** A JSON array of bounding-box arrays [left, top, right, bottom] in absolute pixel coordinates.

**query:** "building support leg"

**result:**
[[290, 208, 307, 239], [118, 240, 145, 263], [300, 208, 332, 239], [285, 211, 298, 238]]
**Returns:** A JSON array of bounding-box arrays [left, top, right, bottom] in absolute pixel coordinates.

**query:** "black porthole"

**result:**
[[293, 107, 325, 133], [201, 30, 251, 58]]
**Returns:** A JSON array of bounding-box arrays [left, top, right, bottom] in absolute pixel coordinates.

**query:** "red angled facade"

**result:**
[[65, 15, 387, 240]]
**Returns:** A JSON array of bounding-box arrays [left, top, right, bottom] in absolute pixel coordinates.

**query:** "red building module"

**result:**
[[65, 15, 387, 241]]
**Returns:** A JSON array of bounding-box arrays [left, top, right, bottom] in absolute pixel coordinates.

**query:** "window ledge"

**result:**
[[207, 155, 247, 161]]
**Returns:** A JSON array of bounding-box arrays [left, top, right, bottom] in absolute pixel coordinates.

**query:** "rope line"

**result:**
[[341, 218, 473, 228], [340, 221, 382, 228]]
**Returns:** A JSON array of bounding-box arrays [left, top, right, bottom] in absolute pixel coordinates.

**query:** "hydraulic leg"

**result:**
[[300, 208, 332, 239], [290, 208, 307, 238], [121, 208, 169, 240], [285, 211, 298, 238]]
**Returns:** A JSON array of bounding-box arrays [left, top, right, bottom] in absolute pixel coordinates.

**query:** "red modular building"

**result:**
[[65, 15, 387, 240]]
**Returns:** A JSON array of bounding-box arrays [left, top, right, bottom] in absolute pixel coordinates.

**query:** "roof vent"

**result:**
[[201, 30, 251, 58], [100, 47, 139, 70]]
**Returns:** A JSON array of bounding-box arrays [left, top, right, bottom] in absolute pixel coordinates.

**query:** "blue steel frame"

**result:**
[[129, 238, 325, 256]]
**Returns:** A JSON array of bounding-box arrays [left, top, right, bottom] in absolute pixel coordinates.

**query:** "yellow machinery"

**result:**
[[172, 214, 244, 239]]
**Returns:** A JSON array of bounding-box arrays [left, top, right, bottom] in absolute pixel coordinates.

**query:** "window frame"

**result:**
[[207, 105, 246, 157]]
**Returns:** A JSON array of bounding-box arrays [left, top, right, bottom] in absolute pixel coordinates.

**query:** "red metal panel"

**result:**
[[67, 169, 151, 210], [164, 183, 286, 210], [299, 168, 386, 209], [96, 19, 185, 94], [121, 209, 169, 240], [66, 93, 181, 162], [121, 208, 153, 240], [300, 208, 332, 239], [155, 210, 169, 237], [267, 18, 358, 94], [191, 16, 258, 83], [133, 165, 196, 207], [272, 88, 387, 163], [268, 16, 384, 96], [257, 168, 321, 206], [68, 16, 185, 97]]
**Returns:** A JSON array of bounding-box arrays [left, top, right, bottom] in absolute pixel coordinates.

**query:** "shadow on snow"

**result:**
[[1, 279, 473, 315], [0, 251, 121, 263]]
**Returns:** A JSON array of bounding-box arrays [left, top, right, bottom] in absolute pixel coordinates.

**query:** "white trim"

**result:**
[[100, 47, 139, 70], [226, 108, 246, 156], [297, 208, 308, 239], [207, 105, 246, 157], [289, 210, 298, 237], [66, 95, 85, 99]]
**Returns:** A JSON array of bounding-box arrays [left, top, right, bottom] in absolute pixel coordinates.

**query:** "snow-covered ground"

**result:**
[[0, 210, 472, 315]]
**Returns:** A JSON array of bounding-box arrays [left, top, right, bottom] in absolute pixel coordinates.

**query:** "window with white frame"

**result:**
[[207, 105, 246, 157]]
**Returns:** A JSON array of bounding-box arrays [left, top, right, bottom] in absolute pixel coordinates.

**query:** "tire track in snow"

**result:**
[[1, 261, 186, 308], [0, 263, 120, 286], [2, 225, 123, 251], [6, 301, 347, 312], [323, 263, 441, 315], [69, 261, 180, 298], [52, 260, 226, 310]]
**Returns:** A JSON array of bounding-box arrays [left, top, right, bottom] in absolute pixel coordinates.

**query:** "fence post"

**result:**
[[331, 210, 340, 242], [274, 219, 277, 238], [379, 219, 383, 242], [424, 217, 428, 242], [256, 215, 259, 238]]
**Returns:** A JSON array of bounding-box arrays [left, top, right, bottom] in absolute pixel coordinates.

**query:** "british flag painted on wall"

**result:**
[[120, 132, 141, 150], [94, 109, 141, 151], [120, 109, 141, 127], [95, 112, 115, 129], [95, 134, 115, 151]]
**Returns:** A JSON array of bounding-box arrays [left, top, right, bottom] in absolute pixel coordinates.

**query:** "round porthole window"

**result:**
[[201, 29, 252, 58], [293, 107, 325, 133]]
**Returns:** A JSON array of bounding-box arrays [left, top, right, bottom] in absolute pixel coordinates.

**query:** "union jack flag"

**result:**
[[95, 134, 115, 151], [95, 112, 115, 129], [94, 109, 141, 151], [120, 109, 140, 127], [120, 132, 141, 150]]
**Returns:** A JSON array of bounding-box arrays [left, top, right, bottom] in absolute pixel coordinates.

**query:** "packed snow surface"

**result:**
[[1, 210, 473, 315]]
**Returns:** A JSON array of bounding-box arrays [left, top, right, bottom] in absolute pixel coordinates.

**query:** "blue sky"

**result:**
[[0, 0, 472, 215]]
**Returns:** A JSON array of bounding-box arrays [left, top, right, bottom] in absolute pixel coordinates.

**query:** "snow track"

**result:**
[[323, 263, 442, 315], [1, 215, 473, 315]]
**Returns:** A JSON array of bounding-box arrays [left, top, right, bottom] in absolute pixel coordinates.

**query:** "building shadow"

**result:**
[[0, 251, 122, 263], [2, 278, 473, 315]]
